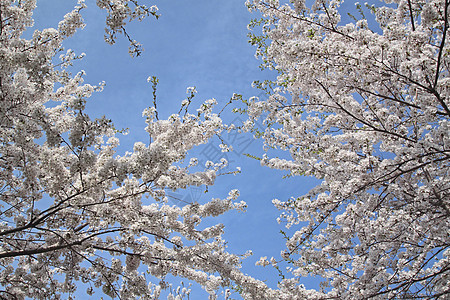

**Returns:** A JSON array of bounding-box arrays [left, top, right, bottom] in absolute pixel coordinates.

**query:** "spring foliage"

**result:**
[[0, 1, 249, 299], [1, 0, 449, 299], [245, 0, 450, 298]]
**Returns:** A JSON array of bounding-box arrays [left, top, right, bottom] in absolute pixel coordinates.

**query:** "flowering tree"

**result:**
[[244, 0, 450, 298], [0, 1, 250, 298]]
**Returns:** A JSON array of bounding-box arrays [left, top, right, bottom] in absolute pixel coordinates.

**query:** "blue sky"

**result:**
[[31, 0, 324, 297]]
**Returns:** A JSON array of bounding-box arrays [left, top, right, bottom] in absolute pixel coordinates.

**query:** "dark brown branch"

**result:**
[[0, 228, 124, 259], [407, 0, 416, 31], [429, 0, 450, 116], [315, 79, 417, 144]]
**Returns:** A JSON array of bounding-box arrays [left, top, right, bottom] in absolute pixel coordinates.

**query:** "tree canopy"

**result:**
[[245, 0, 450, 298], [0, 0, 449, 299], [0, 1, 247, 298]]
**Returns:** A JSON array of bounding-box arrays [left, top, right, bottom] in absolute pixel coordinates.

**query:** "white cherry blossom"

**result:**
[[0, 1, 246, 299], [243, 0, 450, 298]]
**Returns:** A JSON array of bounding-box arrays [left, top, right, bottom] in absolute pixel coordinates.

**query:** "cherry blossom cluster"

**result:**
[[96, 0, 160, 56], [0, 1, 248, 299], [244, 0, 449, 298]]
